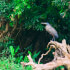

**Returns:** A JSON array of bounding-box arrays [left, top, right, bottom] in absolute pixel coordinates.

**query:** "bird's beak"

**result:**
[[41, 22, 47, 25]]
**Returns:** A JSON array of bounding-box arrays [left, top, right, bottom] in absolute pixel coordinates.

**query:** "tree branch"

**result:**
[[21, 39, 70, 70]]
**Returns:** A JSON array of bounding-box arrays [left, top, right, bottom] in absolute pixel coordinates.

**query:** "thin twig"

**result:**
[[38, 47, 52, 64]]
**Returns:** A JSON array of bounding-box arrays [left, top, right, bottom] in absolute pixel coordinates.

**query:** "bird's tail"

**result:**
[[55, 34, 59, 38]]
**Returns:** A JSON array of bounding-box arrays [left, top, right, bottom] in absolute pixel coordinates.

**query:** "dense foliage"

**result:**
[[0, 0, 70, 69]]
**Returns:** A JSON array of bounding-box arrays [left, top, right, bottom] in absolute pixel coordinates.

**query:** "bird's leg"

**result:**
[[52, 36, 55, 41]]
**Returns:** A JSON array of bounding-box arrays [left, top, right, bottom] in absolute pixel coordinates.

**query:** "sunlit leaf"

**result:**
[[27, 5, 31, 9], [28, 51, 32, 56], [24, 56, 29, 62], [15, 46, 20, 53], [9, 46, 15, 57]]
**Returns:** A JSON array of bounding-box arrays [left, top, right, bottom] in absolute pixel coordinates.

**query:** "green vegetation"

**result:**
[[0, 0, 70, 70], [0, 56, 23, 70]]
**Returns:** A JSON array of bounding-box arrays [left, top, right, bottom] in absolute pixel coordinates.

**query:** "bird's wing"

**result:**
[[45, 25, 58, 37]]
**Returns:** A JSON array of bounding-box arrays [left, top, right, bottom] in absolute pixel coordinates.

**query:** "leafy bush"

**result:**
[[0, 56, 23, 70], [22, 51, 40, 70], [0, 45, 40, 70]]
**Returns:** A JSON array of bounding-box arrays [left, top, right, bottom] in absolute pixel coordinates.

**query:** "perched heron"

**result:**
[[41, 22, 58, 40]]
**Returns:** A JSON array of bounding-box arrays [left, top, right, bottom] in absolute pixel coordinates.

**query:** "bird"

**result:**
[[41, 22, 58, 41]]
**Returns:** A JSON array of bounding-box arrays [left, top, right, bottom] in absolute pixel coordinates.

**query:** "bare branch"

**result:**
[[21, 39, 70, 70]]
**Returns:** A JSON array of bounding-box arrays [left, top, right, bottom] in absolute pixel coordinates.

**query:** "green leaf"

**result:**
[[18, 11, 22, 15], [32, 51, 40, 59], [9, 23, 13, 27], [16, 56, 23, 63], [23, 1, 27, 6], [15, 46, 20, 53], [25, 0, 29, 2], [24, 66, 32, 70], [15, 6, 19, 10], [9, 46, 15, 57], [66, 3, 69, 6], [59, 66, 64, 69], [24, 56, 29, 62], [27, 5, 31, 9], [28, 51, 32, 56]]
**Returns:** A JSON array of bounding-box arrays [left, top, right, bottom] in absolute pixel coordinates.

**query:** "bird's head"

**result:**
[[41, 22, 50, 26]]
